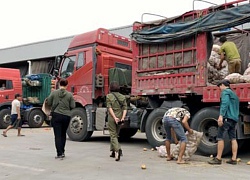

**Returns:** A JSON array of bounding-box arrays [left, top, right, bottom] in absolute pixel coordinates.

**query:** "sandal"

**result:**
[[166, 157, 174, 161], [177, 160, 189, 164], [2, 132, 7, 137]]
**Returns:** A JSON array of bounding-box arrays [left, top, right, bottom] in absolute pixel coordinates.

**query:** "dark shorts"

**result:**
[[162, 116, 187, 142], [11, 114, 22, 128], [217, 118, 237, 141]]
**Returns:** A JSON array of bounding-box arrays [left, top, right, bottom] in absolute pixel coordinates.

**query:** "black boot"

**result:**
[[119, 149, 123, 157], [115, 151, 120, 161], [110, 151, 115, 158]]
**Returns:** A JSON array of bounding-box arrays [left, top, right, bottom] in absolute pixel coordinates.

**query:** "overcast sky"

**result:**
[[0, 0, 239, 49]]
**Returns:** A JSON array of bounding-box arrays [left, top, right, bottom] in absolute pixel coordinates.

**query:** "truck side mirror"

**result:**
[[53, 69, 59, 77], [54, 56, 63, 69]]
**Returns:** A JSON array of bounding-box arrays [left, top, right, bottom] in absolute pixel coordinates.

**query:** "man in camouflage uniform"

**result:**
[[106, 81, 127, 161], [162, 106, 193, 164]]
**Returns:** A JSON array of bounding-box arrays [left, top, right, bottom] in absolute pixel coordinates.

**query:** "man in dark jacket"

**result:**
[[208, 79, 239, 165], [47, 78, 75, 159]]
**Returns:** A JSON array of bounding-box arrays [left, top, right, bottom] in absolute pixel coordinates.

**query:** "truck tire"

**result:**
[[0, 109, 11, 129], [28, 109, 45, 128], [119, 128, 138, 140], [67, 108, 93, 141], [145, 108, 167, 148], [190, 107, 231, 156]]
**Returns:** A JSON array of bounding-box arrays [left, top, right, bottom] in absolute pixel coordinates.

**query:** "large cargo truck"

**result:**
[[0, 68, 51, 128], [53, 0, 250, 155], [130, 0, 250, 155]]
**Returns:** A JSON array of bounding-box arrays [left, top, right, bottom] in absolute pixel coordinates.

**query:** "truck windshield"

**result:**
[[60, 56, 76, 78]]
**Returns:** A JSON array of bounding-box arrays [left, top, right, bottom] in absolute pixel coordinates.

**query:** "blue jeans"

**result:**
[[162, 116, 187, 142], [217, 118, 237, 141]]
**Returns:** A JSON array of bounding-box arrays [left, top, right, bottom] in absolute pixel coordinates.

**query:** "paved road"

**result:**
[[1, 127, 250, 180]]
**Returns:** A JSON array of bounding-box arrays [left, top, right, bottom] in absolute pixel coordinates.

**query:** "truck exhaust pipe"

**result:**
[[27, 60, 32, 74]]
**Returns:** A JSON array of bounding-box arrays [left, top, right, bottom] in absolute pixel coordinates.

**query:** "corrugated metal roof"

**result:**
[[0, 25, 132, 64], [0, 36, 73, 64]]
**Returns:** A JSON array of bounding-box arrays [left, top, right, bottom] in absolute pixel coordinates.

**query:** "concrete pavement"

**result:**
[[1, 127, 250, 180]]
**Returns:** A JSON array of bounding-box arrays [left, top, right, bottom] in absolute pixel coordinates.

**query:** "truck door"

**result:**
[[0, 79, 15, 103]]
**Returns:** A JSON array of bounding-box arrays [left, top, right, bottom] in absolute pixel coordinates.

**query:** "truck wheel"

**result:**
[[190, 107, 231, 156], [0, 109, 11, 129], [145, 108, 167, 148], [119, 128, 138, 140], [67, 108, 93, 141], [28, 109, 45, 128]]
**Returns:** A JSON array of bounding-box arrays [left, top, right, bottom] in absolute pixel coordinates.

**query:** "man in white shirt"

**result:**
[[2, 93, 24, 137]]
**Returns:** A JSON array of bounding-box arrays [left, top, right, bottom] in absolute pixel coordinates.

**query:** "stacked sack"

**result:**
[[225, 73, 244, 84], [241, 63, 250, 83], [156, 130, 203, 160], [208, 45, 229, 85], [224, 63, 250, 84]]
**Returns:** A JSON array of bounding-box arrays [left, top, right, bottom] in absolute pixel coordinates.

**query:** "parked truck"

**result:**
[[53, 0, 250, 155], [0, 67, 52, 128], [130, 0, 250, 155], [53, 28, 144, 141]]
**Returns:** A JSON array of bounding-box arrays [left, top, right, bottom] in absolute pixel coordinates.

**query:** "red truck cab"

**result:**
[[0, 68, 22, 103], [55, 28, 133, 141], [0, 68, 22, 128]]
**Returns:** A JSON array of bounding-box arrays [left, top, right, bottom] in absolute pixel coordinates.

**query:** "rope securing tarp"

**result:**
[[131, 4, 250, 44]]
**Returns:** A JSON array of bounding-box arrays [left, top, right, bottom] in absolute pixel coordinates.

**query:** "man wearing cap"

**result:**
[[217, 36, 241, 74], [208, 79, 239, 165], [2, 93, 24, 137]]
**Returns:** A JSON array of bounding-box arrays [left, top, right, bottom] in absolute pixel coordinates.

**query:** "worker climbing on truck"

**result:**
[[217, 36, 241, 74]]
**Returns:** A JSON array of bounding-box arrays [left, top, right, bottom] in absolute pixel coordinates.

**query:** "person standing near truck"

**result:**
[[2, 93, 24, 137], [208, 79, 239, 165], [47, 79, 75, 159], [162, 106, 193, 164], [106, 81, 127, 161], [217, 36, 241, 74]]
